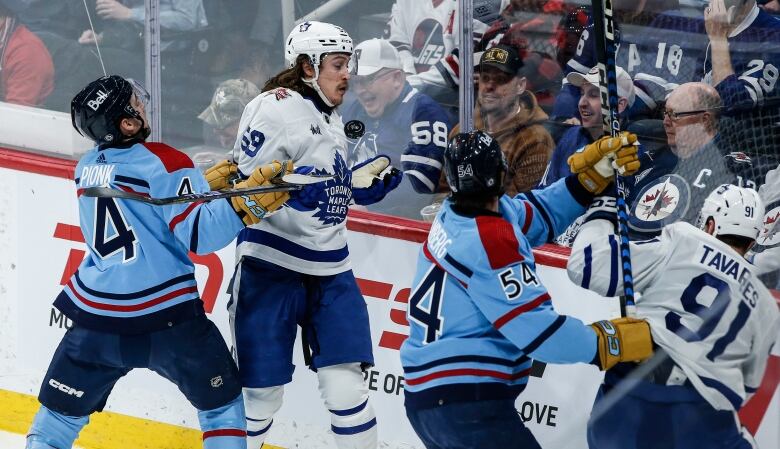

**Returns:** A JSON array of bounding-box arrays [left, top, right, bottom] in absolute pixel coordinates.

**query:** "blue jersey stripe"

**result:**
[[114, 175, 150, 188], [607, 236, 618, 297], [238, 228, 349, 262], [330, 399, 369, 417], [404, 354, 530, 373], [582, 244, 593, 289], [700, 376, 743, 409], [190, 209, 201, 252], [74, 272, 195, 300], [332, 418, 377, 435], [521, 315, 567, 354], [444, 253, 473, 278], [524, 193, 554, 242]]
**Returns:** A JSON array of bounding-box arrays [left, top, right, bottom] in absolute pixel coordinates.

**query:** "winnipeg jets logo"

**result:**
[[629, 174, 690, 232], [757, 202, 780, 247]]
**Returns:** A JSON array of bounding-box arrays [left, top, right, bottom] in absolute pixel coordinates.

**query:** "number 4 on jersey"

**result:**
[[93, 197, 138, 262], [408, 265, 447, 344]]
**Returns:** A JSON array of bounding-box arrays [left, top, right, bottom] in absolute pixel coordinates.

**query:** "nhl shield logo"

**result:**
[[757, 200, 780, 247], [629, 174, 691, 232]]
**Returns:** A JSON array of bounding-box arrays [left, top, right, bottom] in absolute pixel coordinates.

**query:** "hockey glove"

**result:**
[[230, 160, 293, 225], [351, 155, 403, 205], [569, 133, 640, 194], [590, 317, 654, 371], [287, 166, 326, 210], [204, 159, 239, 191]]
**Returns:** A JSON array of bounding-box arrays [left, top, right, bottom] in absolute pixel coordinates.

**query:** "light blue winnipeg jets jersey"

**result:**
[[569, 219, 780, 411], [54, 141, 244, 334], [400, 177, 600, 404]]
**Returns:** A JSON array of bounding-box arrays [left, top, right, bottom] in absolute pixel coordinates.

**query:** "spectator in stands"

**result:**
[[386, 0, 457, 75], [0, 0, 54, 106], [199, 78, 260, 149], [78, 0, 208, 51], [448, 44, 554, 196], [538, 65, 635, 188], [622, 82, 757, 237], [342, 38, 452, 220]]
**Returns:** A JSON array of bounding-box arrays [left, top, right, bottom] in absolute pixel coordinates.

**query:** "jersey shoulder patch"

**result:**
[[142, 142, 195, 173], [475, 215, 523, 269]]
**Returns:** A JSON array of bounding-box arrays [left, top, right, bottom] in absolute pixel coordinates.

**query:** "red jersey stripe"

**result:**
[[66, 281, 198, 312], [202, 429, 247, 440], [405, 367, 532, 386], [493, 292, 551, 329], [169, 202, 201, 231]]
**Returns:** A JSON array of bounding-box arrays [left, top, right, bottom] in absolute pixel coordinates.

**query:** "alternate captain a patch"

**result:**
[[629, 174, 691, 232]]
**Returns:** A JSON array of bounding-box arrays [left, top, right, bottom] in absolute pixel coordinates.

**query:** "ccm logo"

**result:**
[[49, 379, 84, 398]]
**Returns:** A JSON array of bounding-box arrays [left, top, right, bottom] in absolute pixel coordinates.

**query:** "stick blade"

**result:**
[[280, 173, 333, 185]]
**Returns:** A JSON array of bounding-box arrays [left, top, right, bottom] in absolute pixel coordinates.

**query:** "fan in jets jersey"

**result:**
[[400, 130, 651, 449], [25, 76, 292, 449], [568, 184, 780, 449], [225, 22, 401, 449], [704, 0, 780, 160], [552, 7, 709, 120], [386, 0, 458, 74]]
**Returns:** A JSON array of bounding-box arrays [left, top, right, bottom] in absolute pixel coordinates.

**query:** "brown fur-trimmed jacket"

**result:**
[[444, 91, 554, 197]]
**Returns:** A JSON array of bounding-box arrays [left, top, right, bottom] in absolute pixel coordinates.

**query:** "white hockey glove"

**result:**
[[351, 155, 403, 205]]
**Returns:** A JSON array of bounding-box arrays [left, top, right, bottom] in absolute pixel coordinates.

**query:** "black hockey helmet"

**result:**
[[444, 130, 507, 198], [71, 75, 148, 145]]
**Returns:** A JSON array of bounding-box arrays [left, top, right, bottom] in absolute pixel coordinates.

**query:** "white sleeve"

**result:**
[[233, 98, 295, 176], [567, 218, 668, 298], [749, 246, 780, 275], [743, 310, 780, 395]]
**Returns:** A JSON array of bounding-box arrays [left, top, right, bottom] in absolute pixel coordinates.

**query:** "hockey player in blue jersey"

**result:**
[[568, 184, 780, 449], [24, 75, 292, 449], [400, 129, 653, 449]]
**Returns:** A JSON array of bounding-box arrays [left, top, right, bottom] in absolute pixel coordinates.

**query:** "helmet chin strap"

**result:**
[[302, 60, 336, 108]]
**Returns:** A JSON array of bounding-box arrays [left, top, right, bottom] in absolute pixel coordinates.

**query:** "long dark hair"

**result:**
[[262, 55, 311, 93]]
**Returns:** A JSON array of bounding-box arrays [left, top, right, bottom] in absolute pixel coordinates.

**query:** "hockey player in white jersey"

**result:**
[[568, 184, 780, 449], [217, 21, 402, 449]]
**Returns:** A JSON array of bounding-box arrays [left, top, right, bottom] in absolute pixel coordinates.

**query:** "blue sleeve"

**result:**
[[551, 83, 583, 120], [504, 176, 590, 247], [150, 165, 244, 255], [467, 259, 597, 364], [401, 97, 453, 193]]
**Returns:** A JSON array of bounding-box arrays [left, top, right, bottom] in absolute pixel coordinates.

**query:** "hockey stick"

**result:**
[[591, 0, 636, 317], [82, 173, 333, 206]]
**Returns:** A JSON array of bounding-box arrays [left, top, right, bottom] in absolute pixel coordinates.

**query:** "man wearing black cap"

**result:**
[[446, 44, 554, 196]]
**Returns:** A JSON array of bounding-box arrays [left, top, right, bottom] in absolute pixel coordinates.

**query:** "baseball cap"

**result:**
[[567, 66, 636, 106], [477, 44, 524, 76], [198, 79, 260, 128], [354, 39, 402, 76]]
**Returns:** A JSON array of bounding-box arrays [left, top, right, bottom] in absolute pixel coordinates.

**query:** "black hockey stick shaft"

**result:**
[[591, 0, 636, 316], [82, 184, 302, 205]]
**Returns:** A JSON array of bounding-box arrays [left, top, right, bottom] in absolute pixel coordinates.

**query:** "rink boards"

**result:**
[[0, 148, 777, 449]]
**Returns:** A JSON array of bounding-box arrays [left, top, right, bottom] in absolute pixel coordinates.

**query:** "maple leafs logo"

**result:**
[[310, 152, 353, 226]]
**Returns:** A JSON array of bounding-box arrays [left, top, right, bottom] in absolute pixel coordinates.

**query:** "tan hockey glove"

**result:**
[[591, 317, 654, 371], [230, 160, 293, 225], [204, 159, 239, 191], [568, 132, 640, 194]]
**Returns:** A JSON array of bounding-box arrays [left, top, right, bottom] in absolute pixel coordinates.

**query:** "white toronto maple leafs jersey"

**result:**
[[569, 219, 780, 411], [233, 87, 353, 275], [387, 0, 457, 74]]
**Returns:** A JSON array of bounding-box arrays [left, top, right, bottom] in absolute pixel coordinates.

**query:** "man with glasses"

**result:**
[[343, 38, 452, 219], [448, 44, 554, 196], [624, 82, 755, 237]]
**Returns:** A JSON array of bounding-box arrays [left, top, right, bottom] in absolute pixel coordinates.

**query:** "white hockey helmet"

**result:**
[[696, 184, 764, 240], [285, 21, 354, 69]]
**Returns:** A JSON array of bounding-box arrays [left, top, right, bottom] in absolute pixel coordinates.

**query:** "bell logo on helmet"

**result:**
[[87, 89, 111, 112]]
